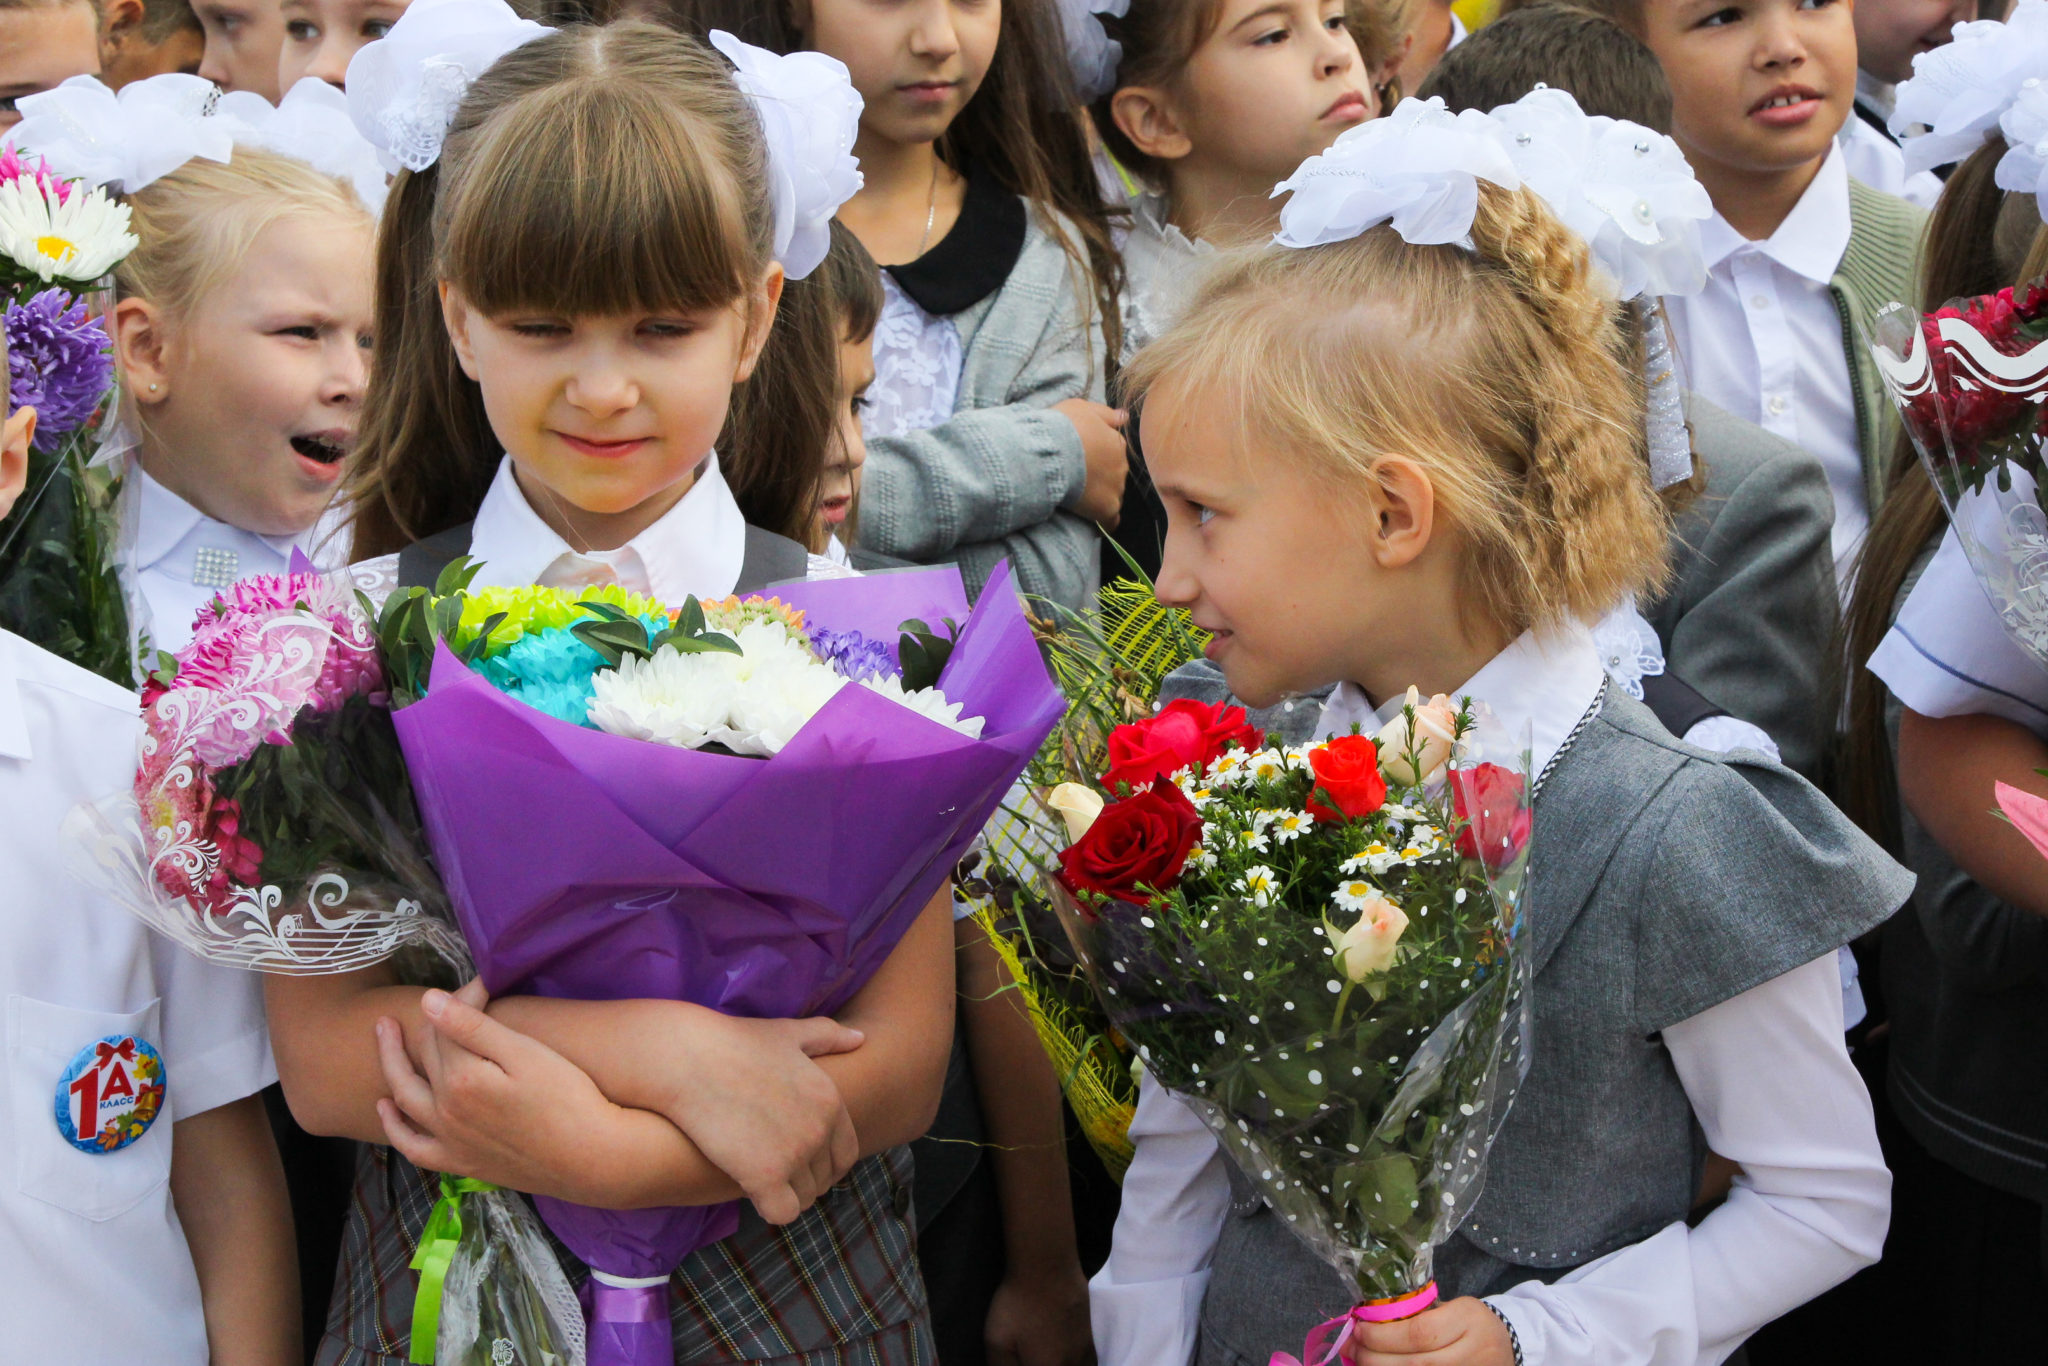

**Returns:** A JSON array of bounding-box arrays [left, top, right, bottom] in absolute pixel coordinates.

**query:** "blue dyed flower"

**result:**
[[478, 627, 605, 728], [813, 628, 899, 683], [3, 288, 113, 448]]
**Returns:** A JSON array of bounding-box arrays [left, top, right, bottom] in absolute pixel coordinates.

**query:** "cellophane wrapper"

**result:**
[[437, 1187, 587, 1366], [1872, 287, 2048, 668], [1054, 720, 1534, 1302]]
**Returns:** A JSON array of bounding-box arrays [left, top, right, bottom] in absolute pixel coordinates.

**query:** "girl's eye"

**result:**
[[1252, 26, 1290, 46], [641, 319, 697, 339], [276, 324, 319, 340], [1195, 503, 1217, 526], [285, 20, 316, 39], [851, 392, 872, 416], [1698, 6, 1742, 25], [363, 18, 393, 37]]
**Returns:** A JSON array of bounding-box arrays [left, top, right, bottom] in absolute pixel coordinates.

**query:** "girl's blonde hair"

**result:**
[[114, 147, 374, 322], [1124, 180, 1668, 638], [346, 21, 780, 559]]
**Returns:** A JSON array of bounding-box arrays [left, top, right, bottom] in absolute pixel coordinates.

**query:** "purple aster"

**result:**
[[813, 628, 899, 683], [4, 288, 113, 448]]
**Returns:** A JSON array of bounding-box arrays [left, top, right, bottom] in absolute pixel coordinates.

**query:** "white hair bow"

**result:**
[[709, 32, 864, 281], [216, 80, 390, 213], [343, 0, 549, 175], [1892, 0, 2048, 176], [1997, 78, 2048, 220], [9, 73, 233, 193], [1272, 97, 1521, 249], [1059, 0, 1131, 104]]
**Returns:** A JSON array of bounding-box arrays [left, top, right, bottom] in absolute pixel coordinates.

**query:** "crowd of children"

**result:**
[[4, 0, 2047, 1362]]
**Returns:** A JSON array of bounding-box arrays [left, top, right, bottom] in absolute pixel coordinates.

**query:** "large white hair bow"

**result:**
[[1892, 0, 2048, 175], [1997, 78, 2048, 219], [709, 32, 864, 281], [343, 0, 548, 175], [1059, 0, 1131, 104], [216, 79, 390, 213], [1487, 86, 1711, 301], [1273, 97, 1521, 249], [9, 73, 233, 192]]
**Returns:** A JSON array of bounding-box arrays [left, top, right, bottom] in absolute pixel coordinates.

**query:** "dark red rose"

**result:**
[[1305, 735, 1388, 822], [1058, 783, 1203, 902], [1101, 699, 1265, 793], [1451, 763, 1532, 869]]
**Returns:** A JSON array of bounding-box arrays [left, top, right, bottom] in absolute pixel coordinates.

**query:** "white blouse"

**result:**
[[864, 273, 964, 440]]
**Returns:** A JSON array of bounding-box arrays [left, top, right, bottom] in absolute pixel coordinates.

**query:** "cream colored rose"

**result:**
[[1324, 893, 1410, 981], [1376, 686, 1459, 787], [1046, 783, 1106, 843]]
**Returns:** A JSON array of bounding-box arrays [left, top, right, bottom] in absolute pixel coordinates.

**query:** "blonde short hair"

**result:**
[[1125, 181, 1669, 638]]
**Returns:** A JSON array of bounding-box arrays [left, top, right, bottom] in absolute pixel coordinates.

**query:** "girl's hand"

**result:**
[[651, 1009, 864, 1225], [1342, 1298, 1515, 1366], [373, 981, 659, 1207], [985, 1263, 1094, 1366], [1055, 399, 1129, 530]]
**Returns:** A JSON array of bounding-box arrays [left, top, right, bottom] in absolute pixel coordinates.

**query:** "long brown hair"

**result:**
[[636, 0, 1125, 363], [344, 21, 779, 559], [1125, 182, 1668, 639], [723, 220, 882, 550], [1838, 137, 2042, 842]]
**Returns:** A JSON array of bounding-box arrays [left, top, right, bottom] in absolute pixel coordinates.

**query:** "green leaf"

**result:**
[[1334, 1154, 1420, 1237], [576, 600, 635, 625], [678, 597, 708, 636], [433, 555, 482, 598], [458, 612, 507, 666], [571, 618, 652, 668], [652, 629, 742, 657], [898, 616, 961, 693]]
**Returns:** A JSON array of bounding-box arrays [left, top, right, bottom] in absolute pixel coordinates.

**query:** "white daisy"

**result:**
[[1236, 865, 1280, 907], [1232, 826, 1271, 854], [1245, 749, 1289, 782], [1207, 750, 1251, 784], [1269, 810, 1314, 844], [1331, 877, 1379, 913], [0, 181, 137, 283]]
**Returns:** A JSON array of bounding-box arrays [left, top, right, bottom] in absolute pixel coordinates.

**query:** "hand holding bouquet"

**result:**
[[1047, 690, 1532, 1356]]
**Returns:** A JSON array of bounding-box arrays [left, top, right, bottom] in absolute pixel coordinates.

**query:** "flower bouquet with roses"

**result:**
[[1872, 284, 2048, 666], [1044, 690, 1533, 1349], [0, 146, 138, 684]]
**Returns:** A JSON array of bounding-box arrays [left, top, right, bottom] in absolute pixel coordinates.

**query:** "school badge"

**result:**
[[53, 1034, 166, 1154]]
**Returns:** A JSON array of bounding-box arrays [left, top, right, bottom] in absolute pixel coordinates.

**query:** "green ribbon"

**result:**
[[408, 1175, 499, 1365]]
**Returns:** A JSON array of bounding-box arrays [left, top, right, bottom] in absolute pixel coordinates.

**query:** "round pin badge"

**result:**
[[53, 1034, 167, 1154]]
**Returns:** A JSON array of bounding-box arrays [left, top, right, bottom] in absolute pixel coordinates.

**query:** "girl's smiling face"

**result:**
[[440, 268, 782, 549], [801, 0, 1001, 148]]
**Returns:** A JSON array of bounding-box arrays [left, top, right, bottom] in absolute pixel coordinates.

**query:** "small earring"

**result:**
[[147, 383, 159, 393]]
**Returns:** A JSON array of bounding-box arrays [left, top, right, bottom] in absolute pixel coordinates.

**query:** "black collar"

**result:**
[[884, 165, 1029, 317]]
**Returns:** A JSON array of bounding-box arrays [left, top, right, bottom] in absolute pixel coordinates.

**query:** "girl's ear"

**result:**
[[112, 296, 174, 407], [1111, 85, 1195, 163], [438, 283, 484, 382], [0, 405, 36, 523], [1368, 455, 1436, 570], [733, 262, 788, 385]]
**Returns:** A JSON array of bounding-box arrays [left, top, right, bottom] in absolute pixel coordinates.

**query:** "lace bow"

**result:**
[[1273, 97, 1521, 249], [216, 79, 389, 213], [10, 73, 233, 192], [1892, 0, 2048, 175], [1058, 0, 1132, 104], [342, 0, 548, 175], [1997, 78, 2048, 220], [709, 32, 865, 281]]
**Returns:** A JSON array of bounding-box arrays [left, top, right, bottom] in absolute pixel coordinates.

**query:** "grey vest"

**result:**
[[1154, 665, 1914, 1366], [394, 519, 811, 593]]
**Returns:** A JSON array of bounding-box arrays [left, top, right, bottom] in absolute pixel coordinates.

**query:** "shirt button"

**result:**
[[891, 1181, 913, 1219], [1767, 395, 1788, 416], [1749, 294, 1771, 310]]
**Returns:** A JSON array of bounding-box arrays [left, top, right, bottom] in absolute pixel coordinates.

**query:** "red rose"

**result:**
[[1305, 735, 1388, 822], [1101, 698, 1265, 792], [1450, 763, 1532, 869], [1058, 783, 1203, 903]]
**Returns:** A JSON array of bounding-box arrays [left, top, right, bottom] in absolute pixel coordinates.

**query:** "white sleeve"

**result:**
[[151, 937, 276, 1120], [1090, 1067, 1232, 1366], [1866, 527, 2048, 736], [1487, 954, 1888, 1366]]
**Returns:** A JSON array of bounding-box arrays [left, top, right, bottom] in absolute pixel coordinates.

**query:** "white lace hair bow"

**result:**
[[1891, 0, 2048, 176], [215, 80, 390, 214], [1486, 86, 1711, 302], [1996, 78, 2048, 219], [709, 32, 864, 281], [1272, 96, 1521, 249], [9, 73, 233, 192], [1059, 0, 1131, 104], [343, 0, 549, 176]]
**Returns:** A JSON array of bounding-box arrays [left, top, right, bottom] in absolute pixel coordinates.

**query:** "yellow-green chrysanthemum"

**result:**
[[450, 583, 668, 657]]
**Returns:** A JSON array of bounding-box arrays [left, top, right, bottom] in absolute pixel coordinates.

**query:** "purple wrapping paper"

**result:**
[[391, 563, 1061, 1363]]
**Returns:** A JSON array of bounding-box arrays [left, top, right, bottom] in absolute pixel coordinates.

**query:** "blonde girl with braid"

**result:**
[[1089, 111, 1910, 1366]]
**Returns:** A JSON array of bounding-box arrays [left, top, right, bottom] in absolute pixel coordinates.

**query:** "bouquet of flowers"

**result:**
[[76, 556, 1064, 1366], [1043, 691, 1532, 1354], [1871, 284, 2048, 665], [0, 146, 136, 683]]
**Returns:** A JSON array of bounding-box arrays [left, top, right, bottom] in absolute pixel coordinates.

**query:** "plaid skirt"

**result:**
[[315, 1145, 934, 1366]]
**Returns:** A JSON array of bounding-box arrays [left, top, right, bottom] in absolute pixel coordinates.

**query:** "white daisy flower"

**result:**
[[1245, 749, 1289, 782], [1269, 810, 1314, 844], [1331, 878, 1379, 913], [0, 180, 137, 283], [1188, 844, 1218, 871], [1236, 865, 1280, 907], [1232, 826, 1271, 854], [1207, 750, 1251, 784]]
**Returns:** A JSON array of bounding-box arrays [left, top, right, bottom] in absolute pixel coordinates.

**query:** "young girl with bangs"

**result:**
[[281, 17, 954, 1363], [1089, 126, 1907, 1366], [658, 0, 1129, 613]]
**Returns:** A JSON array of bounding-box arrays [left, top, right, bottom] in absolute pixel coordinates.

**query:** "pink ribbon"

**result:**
[[1268, 1283, 1441, 1366]]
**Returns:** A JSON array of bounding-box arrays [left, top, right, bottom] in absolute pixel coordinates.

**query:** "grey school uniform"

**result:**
[[1155, 663, 1911, 1363], [858, 170, 1109, 613], [1647, 396, 1839, 780]]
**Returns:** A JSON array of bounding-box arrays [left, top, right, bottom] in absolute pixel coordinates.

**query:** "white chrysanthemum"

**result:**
[[720, 648, 847, 755], [589, 649, 741, 749], [1236, 865, 1280, 907], [1269, 810, 1314, 844], [0, 180, 137, 282], [1331, 877, 1379, 914], [859, 674, 985, 739]]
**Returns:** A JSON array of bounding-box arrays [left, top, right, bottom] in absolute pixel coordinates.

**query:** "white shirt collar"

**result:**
[[129, 464, 306, 575], [1854, 70, 1895, 121], [0, 631, 31, 761], [1696, 142, 1851, 286], [1314, 624, 1606, 779], [1132, 191, 1211, 258], [467, 453, 748, 602]]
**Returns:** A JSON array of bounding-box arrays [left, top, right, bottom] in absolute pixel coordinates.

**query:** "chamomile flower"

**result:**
[[1231, 826, 1272, 855], [1207, 750, 1251, 784], [1245, 749, 1289, 782], [1188, 844, 1218, 871], [0, 180, 136, 284], [1344, 842, 1402, 876], [1236, 865, 1280, 907], [1269, 810, 1314, 844], [1331, 877, 1380, 914]]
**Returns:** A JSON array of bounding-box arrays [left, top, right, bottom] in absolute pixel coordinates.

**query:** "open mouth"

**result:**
[[289, 433, 349, 466], [1749, 85, 1822, 121]]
